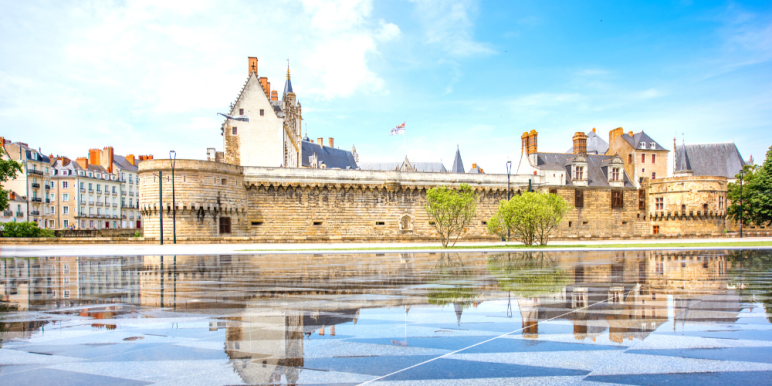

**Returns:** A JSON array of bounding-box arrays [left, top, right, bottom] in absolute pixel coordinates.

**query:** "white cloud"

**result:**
[[411, 0, 495, 57]]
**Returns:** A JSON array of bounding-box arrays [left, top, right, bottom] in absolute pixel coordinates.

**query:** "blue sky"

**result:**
[[1, 0, 770, 173]]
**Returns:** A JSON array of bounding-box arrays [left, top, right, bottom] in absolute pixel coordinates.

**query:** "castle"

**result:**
[[138, 57, 746, 243]]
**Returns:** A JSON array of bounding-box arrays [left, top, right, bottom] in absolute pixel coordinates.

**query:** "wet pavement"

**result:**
[[1, 249, 772, 385]]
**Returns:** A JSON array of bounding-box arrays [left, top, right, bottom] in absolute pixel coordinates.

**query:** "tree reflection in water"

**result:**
[[727, 250, 772, 323], [487, 252, 571, 298], [426, 253, 480, 325]]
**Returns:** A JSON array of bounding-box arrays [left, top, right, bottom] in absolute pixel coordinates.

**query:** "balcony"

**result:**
[[16, 212, 24, 218], [88, 188, 93, 193], [121, 191, 126, 195], [31, 182, 40, 188], [28, 169, 44, 176], [129, 192, 134, 196], [45, 198, 50, 203], [80, 187, 85, 192], [31, 197, 42, 202], [112, 191, 118, 196], [96, 202, 103, 206], [112, 203, 118, 207], [96, 190, 102, 194], [88, 200, 94, 205], [113, 215, 118, 219], [122, 215, 127, 219], [31, 210, 40, 216], [3, 210, 11, 217], [44, 185, 50, 190]]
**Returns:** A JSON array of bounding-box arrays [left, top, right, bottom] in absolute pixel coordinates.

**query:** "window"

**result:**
[[63, 206, 69, 215], [638, 189, 646, 210], [611, 168, 620, 181], [232, 127, 237, 135], [628, 154, 632, 164], [655, 197, 663, 210], [221, 178, 227, 185], [703, 203, 708, 211], [239, 108, 244, 115], [89, 220, 94, 227], [62, 181, 68, 189], [549, 188, 557, 194], [63, 220, 69, 228], [62, 193, 69, 201], [575, 189, 584, 208], [260, 109, 264, 116], [651, 172, 656, 180], [611, 190, 624, 208], [575, 166, 584, 180], [219, 217, 231, 234], [375, 221, 385, 226], [112, 187, 116, 194], [651, 154, 656, 163], [641, 154, 646, 163], [80, 182, 84, 190], [681, 204, 686, 212], [653, 225, 660, 235], [64, 290, 70, 298], [313, 221, 323, 226], [719, 196, 724, 210]]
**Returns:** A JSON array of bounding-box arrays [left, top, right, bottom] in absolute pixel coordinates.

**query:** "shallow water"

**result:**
[[1, 249, 771, 385]]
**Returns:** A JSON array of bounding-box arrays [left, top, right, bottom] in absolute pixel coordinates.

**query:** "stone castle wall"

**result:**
[[646, 175, 728, 236]]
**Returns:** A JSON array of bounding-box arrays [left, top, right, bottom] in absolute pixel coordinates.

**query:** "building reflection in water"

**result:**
[[0, 249, 761, 384]]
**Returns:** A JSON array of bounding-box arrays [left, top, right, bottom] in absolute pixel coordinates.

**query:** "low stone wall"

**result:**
[[54, 229, 143, 238], [3, 232, 770, 245]]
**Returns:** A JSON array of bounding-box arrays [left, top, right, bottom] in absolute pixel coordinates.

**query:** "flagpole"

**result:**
[[403, 123, 407, 158]]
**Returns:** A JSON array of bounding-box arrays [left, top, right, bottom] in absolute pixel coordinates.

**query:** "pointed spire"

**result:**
[[675, 139, 692, 174], [287, 59, 291, 80], [451, 145, 465, 173], [454, 303, 464, 326]]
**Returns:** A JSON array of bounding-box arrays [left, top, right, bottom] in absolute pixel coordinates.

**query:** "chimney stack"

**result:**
[[317, 137, 323, 147], [126, 154, 135, 166], [76, 157, 89, 169], [266, 81, 271, 99], [248, 57, 258, 76], [328, 138, 334, 147], [102, 146, 114, 173], [260, 77, 268, 96], [608, 127, 623, 146], [271, 90, 278, 101], [628, 131, 634, 137], [88, 149, 100, 167], [573, 132, 588, 155], [528, 130, 538, 155]]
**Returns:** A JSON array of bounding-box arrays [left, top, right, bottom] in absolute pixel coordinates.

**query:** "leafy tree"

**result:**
[[487, 252, 571, 298], [728, 145, 772, 228], [487, 191, 572, 246], [0, 147, 23, 211], [426, 253, 479, 306], [1, 222, 55, 237], [425, 183, 478, 248]]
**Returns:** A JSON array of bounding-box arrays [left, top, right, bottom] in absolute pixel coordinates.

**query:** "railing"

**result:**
[[96, 202, 103, 206], [112, 191, 118, 195], [129, 192, 134, 196], [3, 210, 11, 217], [16, 212, 24, 218], [45, 198, 50, 203], [112, 203, 117, 207], [80, 187, 86, 192], [28, 169, 44, 176], [122, 215, 126, 219], [88, 188, 93, 193], [88, 200, 94, 205], [96, 189, 102, 194], [121, 191, 126, 195], [44, 185, 50, 190], [31, 197, 42, 202], [31, 210, 40, 216], [31, 182, 40, 188], [113, 215, 118, 219]]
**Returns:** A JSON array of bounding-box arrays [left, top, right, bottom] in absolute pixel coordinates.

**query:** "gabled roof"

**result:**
[[675, 142, 692, 172], [113, 155, 138, 172], [533, 153, 634, 187], [676, 142, 746, 178], [451, 146, 465, 173], [566, 130, 609, 154], [358, 162, 448, 173], [621, 131, 668, 151], [301, 140, 358, 169]]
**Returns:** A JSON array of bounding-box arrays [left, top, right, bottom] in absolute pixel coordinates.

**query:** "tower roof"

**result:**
[[451, 145, 465, 173], [283, 65, 294, 96], [675, 141, 692, 172]]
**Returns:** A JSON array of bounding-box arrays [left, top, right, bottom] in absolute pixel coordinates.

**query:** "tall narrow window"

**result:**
[[239, 108, 244, 115], [576, 166, 584, 180], [641, 154, 646, 163], [611, 168, 620, 181], [655, 197, 664, 210], [651, 154, 656, 163], [260, 109, 264, 116], [219, 217, 232, 234], [611, 190, 624, 208], [651, 172, 656, 180], [574, 189, 584, 208], [628, 154, 633, 164], [232, 127, 237, 135]]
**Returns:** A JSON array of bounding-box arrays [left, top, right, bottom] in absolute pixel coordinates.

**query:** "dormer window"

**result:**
[[611, 168, 620, 181], [575, 166, 584, 180], [639, 142, 646, 149], [649, 142, 656, 149]]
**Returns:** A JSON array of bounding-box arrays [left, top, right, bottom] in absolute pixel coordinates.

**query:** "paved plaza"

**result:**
[[2, 248, 772, 385]]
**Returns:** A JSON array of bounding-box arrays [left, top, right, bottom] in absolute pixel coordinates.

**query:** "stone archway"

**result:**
[[399, 214, 413, 231]]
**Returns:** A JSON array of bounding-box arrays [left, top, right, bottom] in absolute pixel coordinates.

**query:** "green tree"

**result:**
[[426, 253, 479, 306], [0, 147, 23, 211], [1, 222, 55, 237], [728, 145, 772, 227], [487, 191, 572, 246], [425, 183, 478, 248], [487, 252, 571, 298]]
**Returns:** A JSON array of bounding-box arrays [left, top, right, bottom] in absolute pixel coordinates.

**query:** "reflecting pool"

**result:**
[[2, 249, 772, 385]]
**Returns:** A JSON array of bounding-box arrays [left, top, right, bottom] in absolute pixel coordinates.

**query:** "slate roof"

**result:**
[[358, 162, 448, 173], [533, 153, 635, 187], [301, 140, 358, 169], [621, 131, 668, 151], [675, 142, 692, 172], [451, 146, 465, 173], [565, 130, 609, 154], [676, 143, 746, 178], [113, 155, 138, 172], [283, 76, 293, 97], [467, 166, 483, 174]]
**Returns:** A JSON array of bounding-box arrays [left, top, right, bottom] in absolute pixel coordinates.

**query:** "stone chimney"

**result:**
[[260, 77, 268, 97], [472, 163, 477, 169], [528, 130, 538, 154], [608, 127, 623, 146], [266, 81, 271, 99], [125, 154, 136, 166], [271, 90, 278, 101], [102, 146, 114, 173], [317, 137, 323, 147], [628, 130, 634, 137], [76, 157, 89, 169], [573, 132, 588, 155], [88, 149, 100, 167], [248, 57, 258, 76], [328, 138, 334, 147]]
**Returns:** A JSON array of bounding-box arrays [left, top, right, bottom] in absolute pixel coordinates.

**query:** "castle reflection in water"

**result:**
[[0, 250, 762, 384]]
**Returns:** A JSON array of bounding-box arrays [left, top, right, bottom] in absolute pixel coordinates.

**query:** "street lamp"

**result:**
[[739, 168, 744, 239], [506, 160, 512, 242], [170, 150, 177, 244]]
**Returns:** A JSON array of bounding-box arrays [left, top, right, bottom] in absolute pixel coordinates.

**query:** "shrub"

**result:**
[[487, 191, 572, 246], [1, 222, 56, 238], [425, 184, 478, 248]]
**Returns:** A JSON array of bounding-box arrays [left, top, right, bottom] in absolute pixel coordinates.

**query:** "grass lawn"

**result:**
[[237, 240, 772, 252]]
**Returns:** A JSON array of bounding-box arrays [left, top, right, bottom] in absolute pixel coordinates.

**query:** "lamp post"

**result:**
[[739, 168, 744, 239], [170, 150, 177, 244], [159, 170, 163, 245], [506, 160, 512, 242]]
